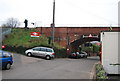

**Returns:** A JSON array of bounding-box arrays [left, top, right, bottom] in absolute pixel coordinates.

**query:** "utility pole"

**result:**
[[52, 0, 55, 48]]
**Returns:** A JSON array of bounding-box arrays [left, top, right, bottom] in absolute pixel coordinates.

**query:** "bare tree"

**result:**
[[1, 24, 8, 27], [2, 18, 20, 28]]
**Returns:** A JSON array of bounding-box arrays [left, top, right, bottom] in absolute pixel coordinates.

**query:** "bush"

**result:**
[[82, 46, 93, 52], [96, 64, 108, 80], [4, 46, 67, 58], [4, 46, 29, 54], [96, 64, 103, 72], [81, 44, 100, 53], [93, 44, 100, 53], [54, 48, 67, 58]]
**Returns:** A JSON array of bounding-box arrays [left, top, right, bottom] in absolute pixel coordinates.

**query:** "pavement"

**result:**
[[2, 53, 100, 79]]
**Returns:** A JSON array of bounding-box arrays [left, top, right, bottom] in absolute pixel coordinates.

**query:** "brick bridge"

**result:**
[[36, 27, 120, 51]]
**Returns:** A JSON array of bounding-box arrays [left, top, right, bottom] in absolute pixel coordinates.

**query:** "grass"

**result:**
[[3, 28, 60, 48], [3, 28, 67, 58]]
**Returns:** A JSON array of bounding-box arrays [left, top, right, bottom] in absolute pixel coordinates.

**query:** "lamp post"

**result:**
[[52, 0, 55, 48]]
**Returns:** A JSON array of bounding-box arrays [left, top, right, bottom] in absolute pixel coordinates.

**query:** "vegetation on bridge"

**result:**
[[3, 28, 67, 58]]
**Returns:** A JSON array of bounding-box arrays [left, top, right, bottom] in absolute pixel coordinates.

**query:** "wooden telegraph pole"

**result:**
[[52, 0, 55, 48]]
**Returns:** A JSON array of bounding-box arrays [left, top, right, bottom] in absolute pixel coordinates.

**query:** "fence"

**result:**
[[0, 28, 12, 40]]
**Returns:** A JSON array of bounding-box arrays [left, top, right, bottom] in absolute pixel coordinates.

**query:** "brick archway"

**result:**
[[36, 27, 120, 48], [70, 36, 100, 52]]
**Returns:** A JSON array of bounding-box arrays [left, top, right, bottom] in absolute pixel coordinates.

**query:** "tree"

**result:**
[[2, 18, 20, 28]]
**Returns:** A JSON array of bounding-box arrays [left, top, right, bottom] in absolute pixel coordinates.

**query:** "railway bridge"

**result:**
[[36, 27, 120, 52]]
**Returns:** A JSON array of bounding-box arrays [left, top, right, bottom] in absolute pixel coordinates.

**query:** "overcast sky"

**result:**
[[0, 0, 120, 27]]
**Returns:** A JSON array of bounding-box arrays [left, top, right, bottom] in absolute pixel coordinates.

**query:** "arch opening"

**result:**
[[67, 36, 100, 55]]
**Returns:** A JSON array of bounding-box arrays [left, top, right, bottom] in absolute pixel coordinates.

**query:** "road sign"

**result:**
[[89, 34, 92, 37], [31, 32, 40, 37], [83, 34, 98, 38]]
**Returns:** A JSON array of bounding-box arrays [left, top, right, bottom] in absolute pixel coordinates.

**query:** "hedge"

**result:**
[[3, 45, 67, 58]]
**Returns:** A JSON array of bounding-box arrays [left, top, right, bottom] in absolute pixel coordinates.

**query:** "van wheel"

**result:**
[[27, 52, 32, 57], [45, 55, 51, 60], [5, 63, 11, 70]]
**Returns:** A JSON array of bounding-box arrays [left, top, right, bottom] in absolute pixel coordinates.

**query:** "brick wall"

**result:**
[[36, 27, 120, 48]]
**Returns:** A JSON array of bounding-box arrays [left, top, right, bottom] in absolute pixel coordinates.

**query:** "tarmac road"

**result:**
[[2, 53, 99, 79]]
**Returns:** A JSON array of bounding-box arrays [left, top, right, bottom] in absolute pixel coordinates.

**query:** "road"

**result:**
[[2, 53, 99, 79]]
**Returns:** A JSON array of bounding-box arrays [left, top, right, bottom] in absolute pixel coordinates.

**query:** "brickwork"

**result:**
[[36, 27, 120, 48]]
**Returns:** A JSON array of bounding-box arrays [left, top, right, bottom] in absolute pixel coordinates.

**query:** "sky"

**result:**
[[0, 0, 120, 27]]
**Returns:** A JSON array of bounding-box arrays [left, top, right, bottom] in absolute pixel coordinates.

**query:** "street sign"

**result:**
[[88, 34, 92, 37], [83, 34, 98, 38], [31, 32, 40, 37]]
